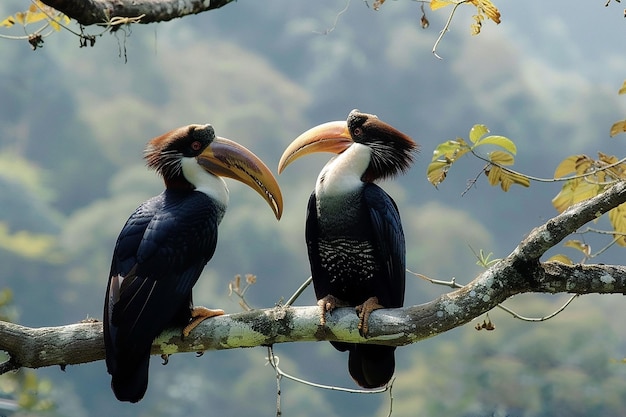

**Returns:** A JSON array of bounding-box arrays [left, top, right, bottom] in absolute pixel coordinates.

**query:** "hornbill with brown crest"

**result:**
[[104, 124, 282, 402]]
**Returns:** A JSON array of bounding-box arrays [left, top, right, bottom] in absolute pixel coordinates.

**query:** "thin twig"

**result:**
[[432, 0, 467, 59], [266, 346, 389, 394], [495, 294, 579, 322], [313, 0, 351, 35], [589, 236, 621, 259], [470, 149, 626, 184], [406, 269, 579, 322], [461, 167, 484, 196], [284, 277, 313, 307], [385, 379, 395, 417], [407, 269, 463, 289], [274, 346, 282, 417]]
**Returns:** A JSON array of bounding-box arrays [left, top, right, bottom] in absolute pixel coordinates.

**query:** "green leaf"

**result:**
[[428, 138, 471, 187], [427, 160, 449, 188], [475, 135, 517, 154], [469, 124, 489, 144], [430, 139, 470, 162]]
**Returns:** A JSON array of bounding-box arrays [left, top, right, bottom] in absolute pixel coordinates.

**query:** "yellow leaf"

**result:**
[[551, 179, 602, 213], [0, 16, 16, 27], [597, 152, 626, 181], [505, 170, 530, 189], [608, 203, 626, 246], [554, 155, 593, 178], [25, 10, 49, 25], [488, 150, 514, 166], [610, 119, 626, 137], [50, 19, 60, 31], [598, 152, 618, 165], [574, 155, 595, 175], [15, 11, 25, 25], [469, 0, 501, 24], [469, 124, 489, 144], [547, 254, 573, 265], [618, 80, 626, 95], [554, 156, 579, 178], [564, 240, 591, 256], [486, 166, 529, 191], [486, 165, 501, 187], [430, 0, 455, 11]]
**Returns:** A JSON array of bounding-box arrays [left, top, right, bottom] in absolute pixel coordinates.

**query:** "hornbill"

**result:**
[[104, 124, 282, 403], [278, 110, 417, 388]]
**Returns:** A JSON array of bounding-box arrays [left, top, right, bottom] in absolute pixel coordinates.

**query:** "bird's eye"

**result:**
[[353, 127, 362, 136], [191, 141, 202, 151]]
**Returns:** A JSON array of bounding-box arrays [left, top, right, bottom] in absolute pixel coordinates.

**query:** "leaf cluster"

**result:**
[[0, 0, 69, 49], [428, 80, 626, 264], [427, 124, 529, 191], [0, 1, 69, 31], [430, 0, 501, 35]]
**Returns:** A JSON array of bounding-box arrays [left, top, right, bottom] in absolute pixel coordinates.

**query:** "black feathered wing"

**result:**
[[350, 184, 405, 388], [362, 183, 405, 308], [104, 190, 221, 402]]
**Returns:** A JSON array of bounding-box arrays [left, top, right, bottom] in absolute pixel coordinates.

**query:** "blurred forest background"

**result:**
[[1, 1, 626, 416]]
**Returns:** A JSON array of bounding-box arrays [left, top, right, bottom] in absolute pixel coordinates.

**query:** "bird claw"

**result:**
[[317, 295, 348, 326], [355, 296, 384, 337], [182, 306, 225, 337]]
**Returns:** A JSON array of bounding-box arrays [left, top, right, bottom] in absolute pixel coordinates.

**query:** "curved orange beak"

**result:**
[[277, 121, 354, 174], [197, 137, 283, 220]]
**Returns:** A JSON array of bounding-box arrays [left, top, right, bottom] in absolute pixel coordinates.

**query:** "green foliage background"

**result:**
[[1, 1, 626, 416]]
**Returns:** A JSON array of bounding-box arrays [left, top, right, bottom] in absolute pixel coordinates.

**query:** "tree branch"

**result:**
[[1, 263, 626, 372], [2, 181, 625, 373], [40, 0, 236, 27]]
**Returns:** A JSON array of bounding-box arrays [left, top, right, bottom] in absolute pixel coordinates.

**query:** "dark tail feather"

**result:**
[[109, 353, 150, 403], [348, 344, 396, 388]]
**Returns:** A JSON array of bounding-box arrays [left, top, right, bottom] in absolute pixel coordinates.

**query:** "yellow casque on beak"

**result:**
[[277, 121, 354, 174], [197, 137, 283, 220]]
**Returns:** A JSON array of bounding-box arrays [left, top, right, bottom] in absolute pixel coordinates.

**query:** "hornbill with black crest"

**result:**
[[278, 110, 417, 388]]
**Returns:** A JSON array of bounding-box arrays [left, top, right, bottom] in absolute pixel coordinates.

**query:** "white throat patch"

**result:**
[[181, 157, 230, 207], [315, 143, 370, 198]]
